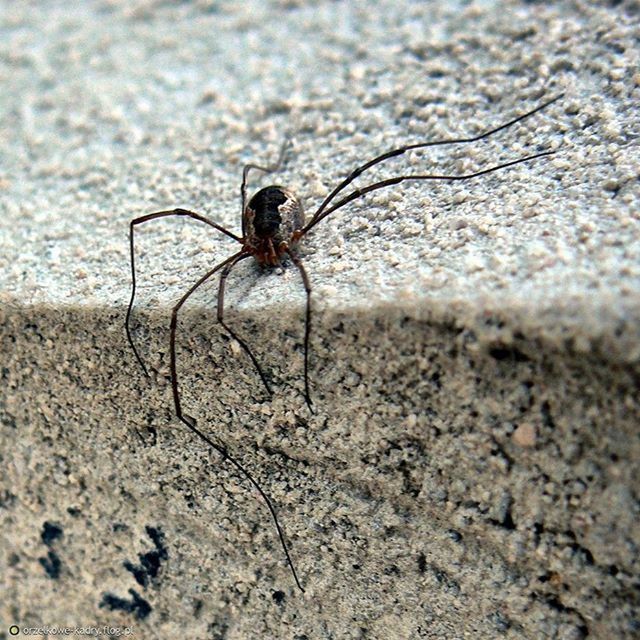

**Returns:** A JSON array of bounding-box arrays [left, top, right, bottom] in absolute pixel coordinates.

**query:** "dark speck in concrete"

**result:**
[[418, 552, 427, 574], [100, 588, 152, 621], [124, 525, 168, 587], [41, 521, 63, 545], [39, 549, 61, 579]]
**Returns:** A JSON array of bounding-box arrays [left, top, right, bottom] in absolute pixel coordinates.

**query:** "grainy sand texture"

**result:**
[[1, 1, 639, 638]]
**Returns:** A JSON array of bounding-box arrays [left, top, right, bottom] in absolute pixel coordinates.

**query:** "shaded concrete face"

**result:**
[[2, 303, 639, 637], [1, 0, 639, 638]]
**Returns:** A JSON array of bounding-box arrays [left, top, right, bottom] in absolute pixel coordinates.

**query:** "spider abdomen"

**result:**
[[244, 185, 304, 264], [250, 186, 285, 237]]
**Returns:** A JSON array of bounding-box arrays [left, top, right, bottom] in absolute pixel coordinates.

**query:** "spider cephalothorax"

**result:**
[[243, 185, 304, 265]]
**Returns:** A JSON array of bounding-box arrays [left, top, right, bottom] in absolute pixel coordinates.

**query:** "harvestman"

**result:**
[[125, 93, 563, 592]]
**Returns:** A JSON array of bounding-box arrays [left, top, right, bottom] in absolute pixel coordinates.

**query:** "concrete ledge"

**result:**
[[1, 1, 639, 638]]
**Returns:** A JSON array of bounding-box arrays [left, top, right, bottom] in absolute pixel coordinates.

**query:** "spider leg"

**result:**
[[308, 150, 556, 228], [126, 209, 242, 376], [287, 250, 314, 413], [303, 93, 564, 234], [216, 253, 274, 398], [241, 139, 291, 236], [169, 249, 304, 592]]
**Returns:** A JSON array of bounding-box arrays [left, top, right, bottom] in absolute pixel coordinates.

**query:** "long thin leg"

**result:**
[[241, 139, 290, 236], [303, 93, 564, 234], [308, 150, 556, 229], [169, 249, 304, 592], [126, 209, 243, 376], [287, 250, 313, 412], [216, 253, 273, 398]]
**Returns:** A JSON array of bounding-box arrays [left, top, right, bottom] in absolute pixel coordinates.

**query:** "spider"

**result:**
[[125, 92, 563, 592]]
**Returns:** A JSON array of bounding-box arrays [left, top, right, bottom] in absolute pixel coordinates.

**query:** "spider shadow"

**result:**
[[180, 254, 310, 403]]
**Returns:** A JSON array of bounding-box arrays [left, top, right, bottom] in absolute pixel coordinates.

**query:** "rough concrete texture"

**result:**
[[1, 1, 639, 638]]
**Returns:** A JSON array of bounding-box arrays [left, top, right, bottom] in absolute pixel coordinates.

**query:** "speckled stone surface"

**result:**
[[1, 1, 639, 639]]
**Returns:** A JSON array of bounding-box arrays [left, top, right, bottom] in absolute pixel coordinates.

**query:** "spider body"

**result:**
[[243, 185, 304, 265], [125, 93, 564, 592]]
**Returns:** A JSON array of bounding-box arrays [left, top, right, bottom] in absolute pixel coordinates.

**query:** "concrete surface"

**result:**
[[1, 0, 639, 638]]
